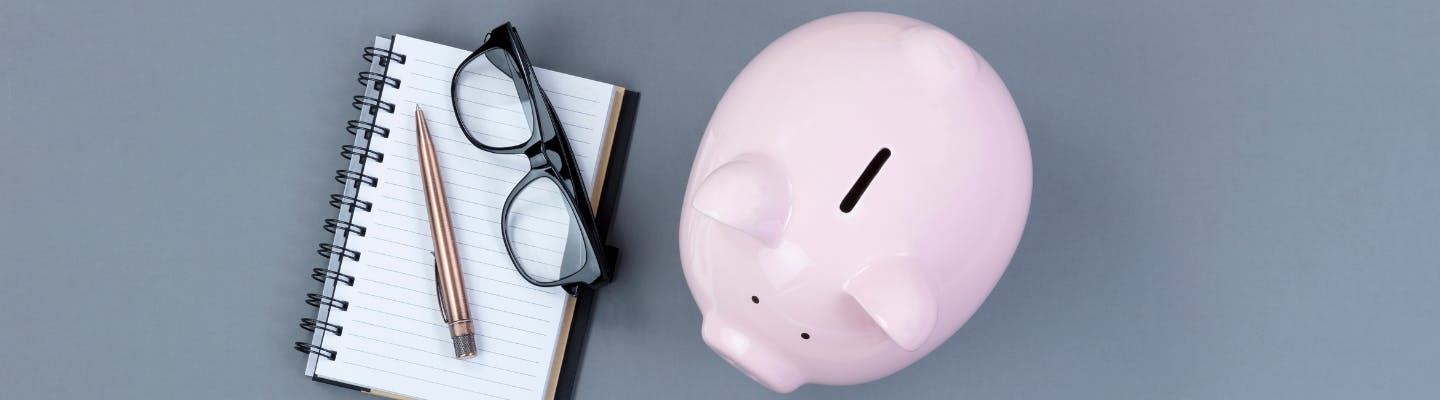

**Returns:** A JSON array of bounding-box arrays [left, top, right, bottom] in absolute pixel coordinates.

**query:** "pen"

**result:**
[[414, 105, 478, 359]]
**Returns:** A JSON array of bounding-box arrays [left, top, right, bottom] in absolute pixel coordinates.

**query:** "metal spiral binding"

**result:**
[[324, 218, 367, 237], [357, 71, 401, 90], [363, 46, 407, 66], [347, 120, 389, 139], [312, 267, 355, 286], [301, 318, 344, 335], [317, 243, 360, 261], [353, 95, 395, 115], [294, 342, 337, 361], [298, 45, 406, 362], [307, 293, 350, 310], [334, 169, 379, 188], [329, 194, 372, 212], [341, 144, 384, 165]]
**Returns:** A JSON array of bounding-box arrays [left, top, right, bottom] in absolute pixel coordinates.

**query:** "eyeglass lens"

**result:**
[[454, 48, 535, 148], [505, 175, 589, 283]]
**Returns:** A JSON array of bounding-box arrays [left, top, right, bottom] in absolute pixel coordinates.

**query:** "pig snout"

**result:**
[[701, 317, 805, 393]]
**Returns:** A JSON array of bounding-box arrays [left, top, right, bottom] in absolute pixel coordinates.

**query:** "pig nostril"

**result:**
[[800, 333, 810, 340], [751, 296, 759, 304]]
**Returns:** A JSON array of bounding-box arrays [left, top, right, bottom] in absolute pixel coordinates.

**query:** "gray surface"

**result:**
[[0, 0, 1436, 398]]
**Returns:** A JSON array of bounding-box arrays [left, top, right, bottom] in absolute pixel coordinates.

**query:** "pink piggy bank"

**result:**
[[678, 12, 1032, 392]]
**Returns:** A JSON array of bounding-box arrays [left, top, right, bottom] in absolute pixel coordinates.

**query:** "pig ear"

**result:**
[[843, 261, 937, 351], [900, 24, 978, 87], [690, 157, 790, 246]]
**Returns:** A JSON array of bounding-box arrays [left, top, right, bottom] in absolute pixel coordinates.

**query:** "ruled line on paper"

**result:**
[[351, 316, 547, 355], [410, 57, 600, 104], [351, 319, 544, 351], [360, 252, 551, 295], [369, 209, 566, 253], [354, 289, 551, 327], [384, 126, 595, 163], [348, 303, 545, 337], [366, 244, 552, 285], [347, 334, 540, 375], [345, 360, 510, 400], [362, 270, 554, 312]]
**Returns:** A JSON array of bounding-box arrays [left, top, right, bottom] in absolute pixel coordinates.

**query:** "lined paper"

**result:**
[[314, 35, 616, 400]]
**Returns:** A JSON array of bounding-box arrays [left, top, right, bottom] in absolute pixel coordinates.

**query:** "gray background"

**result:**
[[0, 0, 1435, 398]]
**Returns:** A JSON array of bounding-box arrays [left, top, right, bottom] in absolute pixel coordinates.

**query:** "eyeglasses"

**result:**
[[450, 23, 611, 293]]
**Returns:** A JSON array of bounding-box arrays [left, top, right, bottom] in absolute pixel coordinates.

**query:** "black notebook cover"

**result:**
[[550, 90, 638, 400]]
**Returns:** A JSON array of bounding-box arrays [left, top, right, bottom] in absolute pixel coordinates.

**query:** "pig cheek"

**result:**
[[696, 219, 772, 305], [695, 204, 813, 291], [755, 239, 813, 288]]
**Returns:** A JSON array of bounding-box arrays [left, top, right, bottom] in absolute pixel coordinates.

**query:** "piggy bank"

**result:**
[[678, 12, 1032, 392]]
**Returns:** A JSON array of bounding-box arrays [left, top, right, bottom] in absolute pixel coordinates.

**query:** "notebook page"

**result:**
[[315, 35, 616, 400]]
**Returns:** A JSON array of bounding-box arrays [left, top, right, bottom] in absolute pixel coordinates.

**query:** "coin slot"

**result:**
[[840, 148, 892, 213]]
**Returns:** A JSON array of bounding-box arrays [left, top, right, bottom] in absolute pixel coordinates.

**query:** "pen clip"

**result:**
[[432, 252, 453, 324]]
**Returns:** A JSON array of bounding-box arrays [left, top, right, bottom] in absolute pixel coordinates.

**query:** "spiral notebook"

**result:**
[[297, 34, 636, 400]]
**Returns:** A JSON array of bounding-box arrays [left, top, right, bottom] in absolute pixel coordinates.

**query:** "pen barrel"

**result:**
[[415, 109, 477, 359]]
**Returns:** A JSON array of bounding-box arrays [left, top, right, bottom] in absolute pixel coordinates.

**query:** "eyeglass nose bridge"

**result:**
[[522, 141, 573, 174]]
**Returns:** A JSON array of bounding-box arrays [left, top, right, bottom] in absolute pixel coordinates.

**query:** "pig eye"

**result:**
[[751, 296, 759, 304], [840, 148, 892, 213], [800, 333, 811, 340]]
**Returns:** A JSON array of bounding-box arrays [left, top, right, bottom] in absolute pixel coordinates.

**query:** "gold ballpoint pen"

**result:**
[[414, 105, 478, 359]]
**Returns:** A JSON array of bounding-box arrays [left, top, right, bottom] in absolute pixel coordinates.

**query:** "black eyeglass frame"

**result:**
[[450, 22, 611, 294]]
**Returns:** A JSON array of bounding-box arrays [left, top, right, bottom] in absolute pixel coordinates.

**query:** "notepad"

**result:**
[[298, 35, 630, 400]]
